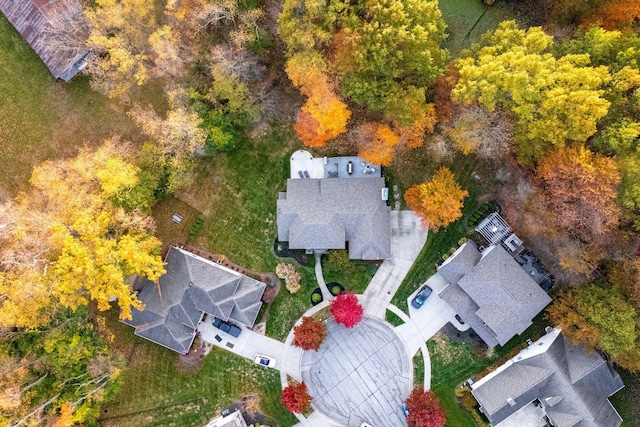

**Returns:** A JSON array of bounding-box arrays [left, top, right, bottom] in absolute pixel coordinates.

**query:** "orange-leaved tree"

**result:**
[[281, 382, 312, 413], [397, 104, 437, 149], [293, 316, 327, 351], [356, 123, 401, 166], [404, 167, 468, 231], [287, 53, 351, 146], [536, 145, 620, 242], [585, 0, 640, 30]]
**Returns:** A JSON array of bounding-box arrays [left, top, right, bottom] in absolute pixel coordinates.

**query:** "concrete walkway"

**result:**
[[362, 210, 428, 319], [314, 251, 333, 302]]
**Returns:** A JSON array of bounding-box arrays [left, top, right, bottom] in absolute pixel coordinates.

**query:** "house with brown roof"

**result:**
[[471, 327, 624, 427], [123, 246, 266, 354], [0, 0, 88, 81], [438, 240, 552, 347]]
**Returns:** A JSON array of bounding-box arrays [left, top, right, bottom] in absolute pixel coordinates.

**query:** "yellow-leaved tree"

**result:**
[[453, 21, 611, 165], [404, 167, 468, 231], [0, 140, 165, 328]]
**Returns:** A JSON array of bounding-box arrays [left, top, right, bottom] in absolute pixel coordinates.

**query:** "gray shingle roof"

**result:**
[[277, 177, 391, 260], [0, 0, 88, 81], [438, 241, 482, 284], [472, 330, 623, 427], [439, 242, 551, 346], [123, 247, 266, 354]]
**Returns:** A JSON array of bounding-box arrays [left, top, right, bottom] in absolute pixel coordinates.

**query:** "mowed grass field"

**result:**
[[438, 0, 521, 56], [0, 15, 139, 197], [100, 308, 298, 427]]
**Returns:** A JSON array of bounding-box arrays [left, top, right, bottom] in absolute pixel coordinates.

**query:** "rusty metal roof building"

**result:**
[[0, 0, 88, 81]]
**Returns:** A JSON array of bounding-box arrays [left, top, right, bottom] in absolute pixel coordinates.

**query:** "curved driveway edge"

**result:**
[[387, 304, 431, 391]]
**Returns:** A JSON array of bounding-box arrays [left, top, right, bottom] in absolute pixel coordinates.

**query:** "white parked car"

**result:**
[[253, 354, 276, 368]]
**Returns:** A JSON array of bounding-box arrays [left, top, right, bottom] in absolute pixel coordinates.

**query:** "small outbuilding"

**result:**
[[0, 0, 89, 81]]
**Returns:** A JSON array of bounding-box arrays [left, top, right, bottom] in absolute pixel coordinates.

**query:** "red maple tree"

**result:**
[[293, 316, 327, 351], [405, 389, 447, 427], [329, 292, 364, 328], [281, 382, 312, 414]]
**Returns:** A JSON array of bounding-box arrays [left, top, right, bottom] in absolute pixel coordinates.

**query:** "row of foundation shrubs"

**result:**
[[189, 214, 206, 239], [467, 201, 497, 228]]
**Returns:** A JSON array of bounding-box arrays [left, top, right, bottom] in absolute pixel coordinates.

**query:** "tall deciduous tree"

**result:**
[[334, 0, 448, 126], [546, 283, 638, 370], [85, 0, 157, 98], [404, 167, 468, 231], [453, 21, 611, 165], [293, 316, 327, 351], [354, 123, 400, 166], [281, 382, 312, 413], [536, 145, 620, 242], [405, 389, 446, 427], [278, 0, 446, 150], [329, 292, 364, 328], [0, 141, 165, 328]]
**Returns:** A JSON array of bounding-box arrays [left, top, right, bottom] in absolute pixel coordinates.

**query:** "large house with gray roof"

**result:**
[[471, 327, 624, 427], [438, 240, 551, 347], [0, 0, 89, 81], [277, 151, 391, 260], [123, 246, 266, 354]]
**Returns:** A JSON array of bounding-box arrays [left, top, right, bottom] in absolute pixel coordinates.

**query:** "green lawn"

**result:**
[[428, 314, 550, 425], [438, 0, 521, 57], [610, 369, 640, 427], [390, 152, 499, 312], [0, 15, 141, 197], [100, 308, 297, 427]]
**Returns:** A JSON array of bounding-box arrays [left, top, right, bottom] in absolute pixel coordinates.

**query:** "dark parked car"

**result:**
[[411, 285, 433, 309], [212, 317, 241, 338]]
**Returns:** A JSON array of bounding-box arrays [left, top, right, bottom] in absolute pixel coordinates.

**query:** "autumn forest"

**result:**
[[2, 0, 640, 425]]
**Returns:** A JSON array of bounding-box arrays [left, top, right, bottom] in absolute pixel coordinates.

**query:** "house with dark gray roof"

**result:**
[[277, 152, 391, 260], [0, 0, 88, 81], [438, 241, 551, 347], [471, 327, 624, 427], [123, 246, 266, 354]]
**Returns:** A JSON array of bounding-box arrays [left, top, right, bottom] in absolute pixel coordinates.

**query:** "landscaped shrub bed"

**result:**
[[189, 214, 206, 240], [467, 201, 497, 228]]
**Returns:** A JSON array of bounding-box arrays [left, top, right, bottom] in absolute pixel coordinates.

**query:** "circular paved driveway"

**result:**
[[301, 316, 411, 426]]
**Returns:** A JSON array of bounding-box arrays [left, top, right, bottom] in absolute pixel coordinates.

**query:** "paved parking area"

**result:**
[[362, 210, 428, 319], [301, 317, 411, 427]]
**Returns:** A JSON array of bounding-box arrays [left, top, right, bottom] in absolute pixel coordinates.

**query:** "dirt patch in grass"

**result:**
[[174, 164, 223, 216], [151, 197, 201, 251], [178, 338, 212, 371]]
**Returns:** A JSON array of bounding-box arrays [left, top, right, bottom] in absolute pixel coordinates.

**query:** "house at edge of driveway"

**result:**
[[471, 327, 624, 427], [277, 150, 391, 261], [438, 240, 552, 347], [0, 0, 88, 81], [122, 246, 266, 354]]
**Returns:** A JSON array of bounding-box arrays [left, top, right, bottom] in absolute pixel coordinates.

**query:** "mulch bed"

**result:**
[[273, 239, 310, 266]]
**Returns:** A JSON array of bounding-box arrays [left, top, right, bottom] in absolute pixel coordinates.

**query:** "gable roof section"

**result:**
[[0, 0, 88, 81], [438, 240, 481, 284], [123, 246, 266, 354], [440, 244, 551, 346], [277, 177, 391, 260], [472, 329, 624, 427]]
